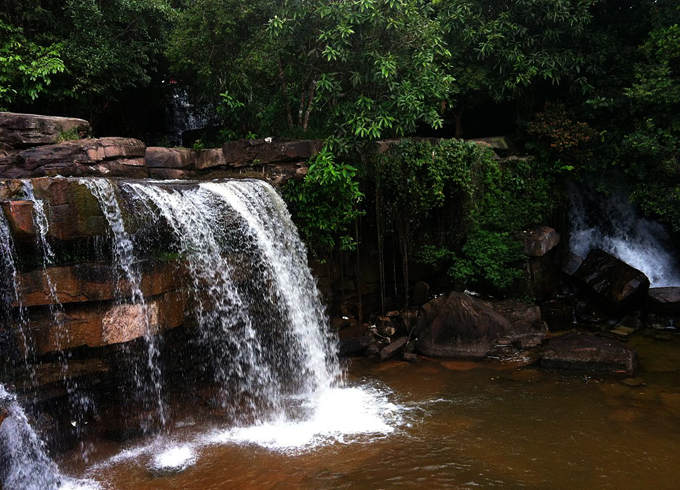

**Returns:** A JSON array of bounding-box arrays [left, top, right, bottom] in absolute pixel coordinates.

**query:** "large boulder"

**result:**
[[415, 291, 511, 359], [572, 249, 650, 315], [541, 332, 636, 374], [518, 225, 560, 257], [0, 112, 90, 148], [648, 287, 680, 314]]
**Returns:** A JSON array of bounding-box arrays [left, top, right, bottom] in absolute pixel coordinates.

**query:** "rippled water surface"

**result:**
[[60, 333, 680, 490]]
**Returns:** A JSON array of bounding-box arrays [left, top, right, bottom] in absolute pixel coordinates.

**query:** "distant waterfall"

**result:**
[[569, 183, 680, 287]]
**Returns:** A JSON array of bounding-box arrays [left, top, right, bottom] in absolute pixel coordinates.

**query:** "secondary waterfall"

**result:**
[[569, 183, 680, 287]]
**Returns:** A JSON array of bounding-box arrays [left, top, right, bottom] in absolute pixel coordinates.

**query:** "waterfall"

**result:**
[[123, 179, 341, 421], [569, 182, 680, 287]]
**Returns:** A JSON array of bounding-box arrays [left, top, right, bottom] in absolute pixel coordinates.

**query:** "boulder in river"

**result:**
[[415, 291, 511, 359], [572, 249, 650, 315]]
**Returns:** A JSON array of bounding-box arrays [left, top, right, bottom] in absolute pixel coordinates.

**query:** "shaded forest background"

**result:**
[[2, 0, 679, 299]]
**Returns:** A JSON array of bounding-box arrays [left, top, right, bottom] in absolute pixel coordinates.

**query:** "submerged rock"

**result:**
[[541, 332, 636, 374], [378, 336, 408, 361]]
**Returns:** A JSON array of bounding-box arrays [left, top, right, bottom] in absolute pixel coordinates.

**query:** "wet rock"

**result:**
[[572, 249, 650, 315], [416, 291, 511, 359], [541, 332, 636, 374], [339, 336, 373, 357], [489, 299, 547, 349], [364, 343, 381, 356], [28, 291, 186, 355], [648, 287, 680, 314], [29, 177, 110, 241], [519, 225, 560, 257], [222, 139, 322, 167], [523, 254, 560, 300], [402, 351, 418, 362], [379, 336, 408, 361], [148, 168, 193, 180], [0, 112, 90, 148], [575, 301, 610, 325], [16, 261, 179, 307], [0, 200, 36, 240]]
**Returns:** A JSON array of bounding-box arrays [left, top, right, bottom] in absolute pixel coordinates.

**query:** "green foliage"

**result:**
[[375, 139, 554, 294], [0, 20, 64, 109], [55, 127, 87, 143], [283, 144, 363, 254]]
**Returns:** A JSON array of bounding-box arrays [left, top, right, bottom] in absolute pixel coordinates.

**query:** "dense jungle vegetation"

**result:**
[[1, 0, 679, 297]]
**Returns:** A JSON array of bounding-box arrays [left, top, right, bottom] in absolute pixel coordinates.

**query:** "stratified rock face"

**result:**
[[519, 225, 560, 257], [0, 112, 90, 148], [416, 291, 511, 359], [17, 137, 147, 178], [222, 139, 323, 167], [29, 291, 186, 355], [572, 249, 650, 315], [542, 332, 636, 374], [15, 261, 180, 307], [145, 147, 198, 169], [648, 287, 680, 314], [31, 177, 110, 240]]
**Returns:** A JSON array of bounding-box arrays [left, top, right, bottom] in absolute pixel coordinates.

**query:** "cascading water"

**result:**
[[0, 384, 99, 490], [79, 179, 166, 430], [0, 177, 400, 485], [569, 182, 680, 287], [21, 181, 97, 438]]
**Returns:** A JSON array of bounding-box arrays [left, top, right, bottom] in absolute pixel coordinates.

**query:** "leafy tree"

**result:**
[[0, 20, 64, 109], [435, 0, 606, 137]]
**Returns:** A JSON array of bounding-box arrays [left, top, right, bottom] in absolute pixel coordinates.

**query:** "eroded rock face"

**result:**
[[0, 112, 90, 148], [572, 249, 650, 315], [416, 291, 511, 359], [541, 332, 636, 374], [16, 137, 147, 178]]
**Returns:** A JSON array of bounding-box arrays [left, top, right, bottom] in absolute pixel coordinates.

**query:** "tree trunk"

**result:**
[[303, 78, 317, 132], [277, 60, 294, 130]]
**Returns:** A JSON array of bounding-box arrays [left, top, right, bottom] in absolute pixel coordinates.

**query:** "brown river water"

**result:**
[[59, 331, 680, 490]]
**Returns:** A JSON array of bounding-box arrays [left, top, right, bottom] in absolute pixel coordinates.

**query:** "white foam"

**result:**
[[150, 445, 196, 473], [205, 386, 401, 452], [59, 477, 103, 490]]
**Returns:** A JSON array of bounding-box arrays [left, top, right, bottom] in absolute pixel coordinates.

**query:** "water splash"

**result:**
[[569, 183, 680, 287]]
